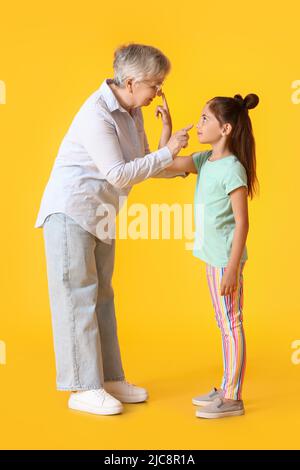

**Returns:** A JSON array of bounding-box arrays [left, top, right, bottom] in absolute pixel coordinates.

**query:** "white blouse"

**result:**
[[34, 78, 186, 243]]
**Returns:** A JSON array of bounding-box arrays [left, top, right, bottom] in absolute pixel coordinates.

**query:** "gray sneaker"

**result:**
[[196, 397, 245, 419], [192, 387, 223, 406]]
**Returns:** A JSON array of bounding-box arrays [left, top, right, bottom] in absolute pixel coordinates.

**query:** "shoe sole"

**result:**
[[109, 393, 148, 404], [196, 409, 245, 419], [68, 399, 123, 416]]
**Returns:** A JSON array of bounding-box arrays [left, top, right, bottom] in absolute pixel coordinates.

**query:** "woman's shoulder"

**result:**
[[74, 90, 114, 126]]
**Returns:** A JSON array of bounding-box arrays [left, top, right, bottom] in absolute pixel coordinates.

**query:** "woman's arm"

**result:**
[[156, 92, 172, 149], [152, 92, 196, 177], [79, 100, 190, 189], [220, 186, 249, 296]]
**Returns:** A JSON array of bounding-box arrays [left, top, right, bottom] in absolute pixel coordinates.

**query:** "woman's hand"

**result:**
[[166, 124, 193, 157], [155, 91, 193, 156], [220, 267, 238, 296], [157, 92, 173, 149], [155, 92, 172, 129]]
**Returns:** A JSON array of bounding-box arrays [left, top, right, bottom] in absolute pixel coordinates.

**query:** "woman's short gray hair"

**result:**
[[113, 43, 171, 88]]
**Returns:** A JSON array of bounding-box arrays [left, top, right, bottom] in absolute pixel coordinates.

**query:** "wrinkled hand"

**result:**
[[155, 92, 172, 128], [167, 124, 193, 157]]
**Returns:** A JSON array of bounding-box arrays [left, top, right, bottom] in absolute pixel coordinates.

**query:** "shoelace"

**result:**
[[113, 380, 139, 395], [94, 388, 119, 407], [92, 388, 107, 399], [121, 380, 135, 387]]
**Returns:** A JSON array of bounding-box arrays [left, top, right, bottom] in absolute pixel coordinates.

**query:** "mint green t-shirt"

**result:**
[[192, 149, 248, 267]]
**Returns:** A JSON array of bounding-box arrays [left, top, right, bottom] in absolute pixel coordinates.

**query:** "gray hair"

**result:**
[[113, 43, 171, 88]]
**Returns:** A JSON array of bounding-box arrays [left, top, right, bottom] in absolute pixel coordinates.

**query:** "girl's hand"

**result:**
[[220, 268, 238, 296], [155, 92, 172, 129]]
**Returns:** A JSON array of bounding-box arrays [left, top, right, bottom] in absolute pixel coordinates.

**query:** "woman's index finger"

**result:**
[[161, 92, 169, 110]]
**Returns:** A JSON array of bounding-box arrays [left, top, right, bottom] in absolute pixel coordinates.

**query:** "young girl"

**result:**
[[164, 93, 259, 419]]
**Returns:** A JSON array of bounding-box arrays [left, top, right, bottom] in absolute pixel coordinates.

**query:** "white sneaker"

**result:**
[[68, 388, 123, 415], [104, 380, 148, 403]]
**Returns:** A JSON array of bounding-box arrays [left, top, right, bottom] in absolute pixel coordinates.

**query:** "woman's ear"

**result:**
[[125, 78, 134, 94]]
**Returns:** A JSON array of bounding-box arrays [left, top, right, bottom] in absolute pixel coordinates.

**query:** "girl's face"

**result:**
[[196, 104, 226, 144]]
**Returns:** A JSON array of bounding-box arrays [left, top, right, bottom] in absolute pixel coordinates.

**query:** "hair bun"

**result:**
[[244, 93, 259, 109], [233, 94, 244, 107], [234, 93, 259, 109], [234, 93, 259, 110]]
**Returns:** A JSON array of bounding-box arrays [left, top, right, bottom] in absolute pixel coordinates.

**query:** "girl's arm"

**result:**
[[166, 155, 198, 174], [220, 186, 249, 296]]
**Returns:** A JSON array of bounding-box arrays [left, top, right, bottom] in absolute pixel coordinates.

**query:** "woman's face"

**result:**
[[130, 77, 164, 107], [196, 104, 224, 144]]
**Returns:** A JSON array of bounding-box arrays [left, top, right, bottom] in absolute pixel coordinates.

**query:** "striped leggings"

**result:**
[[205, 261, 246, 400]]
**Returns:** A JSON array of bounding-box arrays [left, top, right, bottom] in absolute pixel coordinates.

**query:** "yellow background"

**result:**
[[0, 0, 300, 450]]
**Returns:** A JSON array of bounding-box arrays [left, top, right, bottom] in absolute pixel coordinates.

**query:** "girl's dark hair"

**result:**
[[207, 93, 259, 199]]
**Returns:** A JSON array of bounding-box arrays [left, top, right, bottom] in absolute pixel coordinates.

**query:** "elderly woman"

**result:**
[[34, 43, 191, 416]]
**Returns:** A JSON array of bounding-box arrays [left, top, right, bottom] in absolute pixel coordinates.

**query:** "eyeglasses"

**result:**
[[138, 80, 164, 93]]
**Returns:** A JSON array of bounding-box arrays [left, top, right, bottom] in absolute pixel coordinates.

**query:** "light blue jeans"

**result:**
[[43, 212, 125, 390]]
